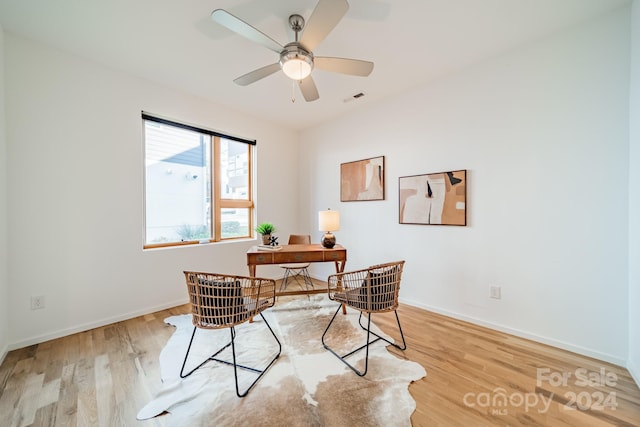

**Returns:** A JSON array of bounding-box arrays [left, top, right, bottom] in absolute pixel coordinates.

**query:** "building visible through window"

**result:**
[[143, 114, 254, 248]]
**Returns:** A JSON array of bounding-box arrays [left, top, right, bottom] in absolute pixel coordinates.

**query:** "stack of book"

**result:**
[[257, 245, 283, 251]]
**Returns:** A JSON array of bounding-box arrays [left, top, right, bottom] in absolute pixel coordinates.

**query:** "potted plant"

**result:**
[[255, 222, 276, 245]]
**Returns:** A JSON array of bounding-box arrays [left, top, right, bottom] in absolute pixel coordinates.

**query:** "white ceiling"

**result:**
[[0, 0, 630, 131]]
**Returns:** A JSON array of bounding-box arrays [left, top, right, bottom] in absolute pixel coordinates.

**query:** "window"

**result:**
[[142, 113, 255, 248]]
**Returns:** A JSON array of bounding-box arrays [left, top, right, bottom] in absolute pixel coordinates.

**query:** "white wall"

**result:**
[[301, 8, 631, 365], [0, 26, 9, 363], [4, 34, 299, 348], [628, 0, 640, 384]]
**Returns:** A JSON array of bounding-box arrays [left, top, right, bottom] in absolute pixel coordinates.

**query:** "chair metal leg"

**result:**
[[357, 310, 407, 351], [180, 326, 233, 378], [281, 267, 314, 292], [300, 268, 314, 290], [179, 312, 282, 397], [230, 312, 282, 397], [280, 268, 292, 292], [322, 305, 407, 376], [322, 305, 374, 376]]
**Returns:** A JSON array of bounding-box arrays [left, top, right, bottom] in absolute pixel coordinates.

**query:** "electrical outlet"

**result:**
[[30, 295, 45, 310], [490, 286, 501, 300]]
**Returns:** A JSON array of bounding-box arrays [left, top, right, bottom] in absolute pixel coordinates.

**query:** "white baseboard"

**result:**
[[6, 273, 305, 352], [628, 359, 640, 388], [8, 298, 189, 351], [7, 280, 631, 375], [399, 297, 627, 367], [0, 344, 7, 367], [312, 274, 624, 365]]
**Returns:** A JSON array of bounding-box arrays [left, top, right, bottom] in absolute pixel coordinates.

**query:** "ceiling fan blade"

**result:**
[[300, 0, 349, 52], [234, 63, 281, 86], [299, 76, 320, 102], [211, 9, 283, 53], [314, 57, 374, 76]]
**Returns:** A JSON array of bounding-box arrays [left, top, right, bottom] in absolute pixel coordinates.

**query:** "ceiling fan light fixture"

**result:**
[[280, 45, 314, 81], [282, 58, 312, 80]]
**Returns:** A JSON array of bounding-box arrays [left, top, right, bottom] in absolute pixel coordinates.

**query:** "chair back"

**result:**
[[328, 261, 405, 312], [183, 271, 276, 329], [288, 234, 311, 245]]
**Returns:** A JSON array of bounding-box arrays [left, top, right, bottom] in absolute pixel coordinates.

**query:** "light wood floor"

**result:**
[[1, 280, 639, 426]]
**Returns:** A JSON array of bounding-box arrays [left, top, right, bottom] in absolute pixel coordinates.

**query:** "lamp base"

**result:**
[[321, 232, 336, 249]]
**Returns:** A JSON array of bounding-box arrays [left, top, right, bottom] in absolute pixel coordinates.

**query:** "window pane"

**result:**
[[144, 121, 211, 244], [220, 138, 249, 200], [221, 208, 249, 238]]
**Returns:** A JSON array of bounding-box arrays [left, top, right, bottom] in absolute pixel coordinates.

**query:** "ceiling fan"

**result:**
[[211, 0, 374, 102]]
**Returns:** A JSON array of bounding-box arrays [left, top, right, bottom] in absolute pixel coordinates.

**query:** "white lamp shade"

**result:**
[[319, 210, 340, 232]]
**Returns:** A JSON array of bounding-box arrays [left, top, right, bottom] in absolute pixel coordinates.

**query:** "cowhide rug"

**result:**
[[137, 295, 426, 426]]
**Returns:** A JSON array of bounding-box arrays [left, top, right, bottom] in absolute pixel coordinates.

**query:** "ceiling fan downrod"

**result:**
[[289, 14, 304, 41]]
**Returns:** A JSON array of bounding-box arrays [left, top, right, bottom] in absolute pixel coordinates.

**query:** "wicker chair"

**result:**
[[279, 234, 314, 292], [321, 260, 407, 376], [181, 271, 281, 397]]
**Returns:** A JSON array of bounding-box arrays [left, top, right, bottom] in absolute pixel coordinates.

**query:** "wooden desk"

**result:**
[[247, 244, 347, 297]]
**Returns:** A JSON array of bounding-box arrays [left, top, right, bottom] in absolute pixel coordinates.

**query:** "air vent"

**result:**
[[344, 92, 366, 103]]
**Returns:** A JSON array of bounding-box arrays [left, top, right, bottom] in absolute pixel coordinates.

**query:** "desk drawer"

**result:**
[[247, 253, 274, 264], [324, 250, 345, 261], [273, 251, 325, 263]]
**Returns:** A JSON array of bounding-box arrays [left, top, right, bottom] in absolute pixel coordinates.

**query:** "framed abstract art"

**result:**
[[399, 169, 467, 225], [340, 156, 385, 202]]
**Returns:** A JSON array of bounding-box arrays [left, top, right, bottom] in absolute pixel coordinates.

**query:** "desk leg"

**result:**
[[248, 264, 257, 323], [334, 261, 347, 315]]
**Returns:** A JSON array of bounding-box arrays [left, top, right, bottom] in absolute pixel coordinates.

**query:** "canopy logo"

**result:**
[[463, 388, 553, 415]]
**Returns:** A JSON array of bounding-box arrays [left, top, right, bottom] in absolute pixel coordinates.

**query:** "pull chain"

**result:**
[[291, 79, 296, 103]]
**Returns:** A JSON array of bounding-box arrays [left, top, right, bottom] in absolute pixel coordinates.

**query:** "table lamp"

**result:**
[[319, 209, 340, 249]]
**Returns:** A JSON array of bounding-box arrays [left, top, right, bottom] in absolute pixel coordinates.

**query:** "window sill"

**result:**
[[143, 237, 258, 251]]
